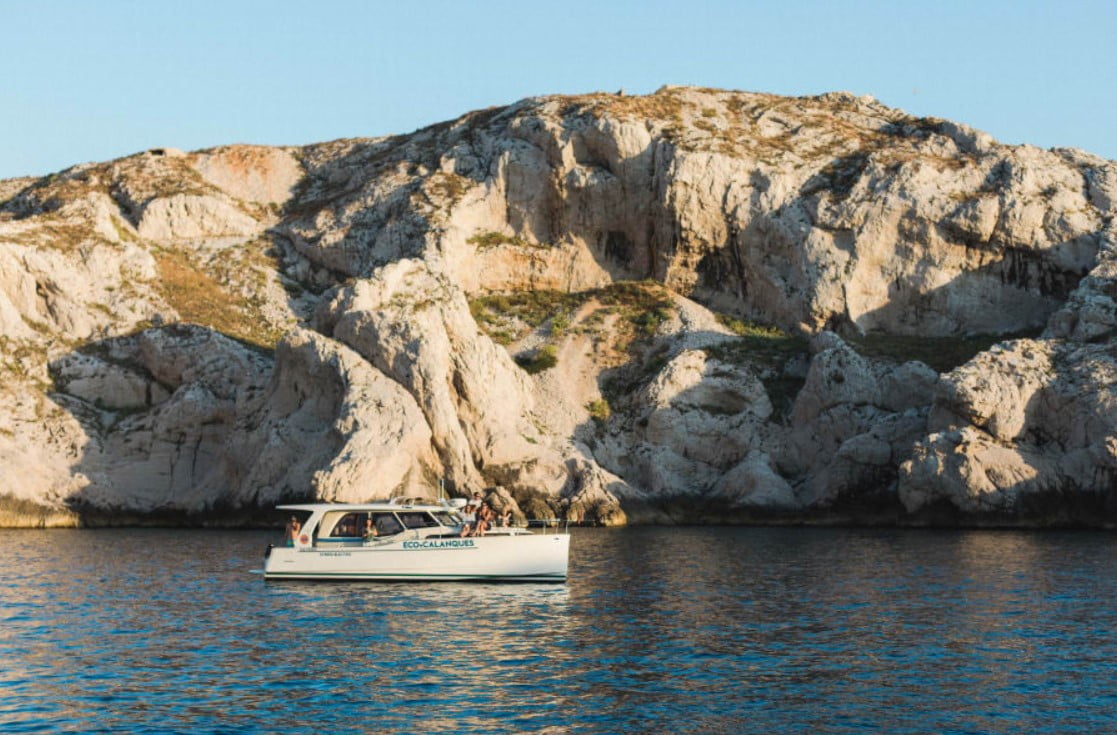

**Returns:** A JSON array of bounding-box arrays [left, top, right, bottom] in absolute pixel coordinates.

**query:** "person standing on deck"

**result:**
[[284, 516, 301, 547]]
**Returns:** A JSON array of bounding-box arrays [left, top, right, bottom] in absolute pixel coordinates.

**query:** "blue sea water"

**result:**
[[2, 526, 1117, 733]]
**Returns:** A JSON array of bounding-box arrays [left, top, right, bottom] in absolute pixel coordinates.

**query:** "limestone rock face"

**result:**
[[51, 352, 171, 410], [0, 227, 160, 341], [191, 146, 302, 205], [44, 326, 273, 515], [893, 229, 1117, 523], [313, 258, 623, 515], [595, 349, 776, 502], [316, 259, 542, 492], [237, 328, 439, 505], [3, 87, 1117, 527], [0, 386, 90, 520], [134, 194, 262, 243], [898, 336, 1117, 521], [778, 335, 937, 511], [271, 89, 1111, 344], [4, 323, 442, 519]]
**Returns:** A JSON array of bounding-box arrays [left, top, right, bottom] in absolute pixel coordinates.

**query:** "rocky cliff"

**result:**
[[2, 86, 1116, 527]]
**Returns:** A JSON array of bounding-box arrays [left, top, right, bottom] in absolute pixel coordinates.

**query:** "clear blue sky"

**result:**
[[2, 0, 1114, 179]]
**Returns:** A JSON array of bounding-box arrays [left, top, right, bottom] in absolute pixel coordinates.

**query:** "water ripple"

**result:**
[[3, 527, 1117, 732]]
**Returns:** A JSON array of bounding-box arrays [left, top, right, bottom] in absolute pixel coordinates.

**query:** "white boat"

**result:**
[[263, 500, 570, 582]]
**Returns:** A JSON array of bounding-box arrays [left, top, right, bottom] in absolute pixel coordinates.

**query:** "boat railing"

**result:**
[[524, 518, 569, 533], [458, 519, 569, 534]]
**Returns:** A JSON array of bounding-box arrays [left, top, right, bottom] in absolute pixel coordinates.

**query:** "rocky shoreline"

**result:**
[[2, 87, 1116, 528]]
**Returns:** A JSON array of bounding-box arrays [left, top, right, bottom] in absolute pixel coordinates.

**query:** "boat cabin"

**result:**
[[280, 499, 511, 549], [318, 508, 460, 540]]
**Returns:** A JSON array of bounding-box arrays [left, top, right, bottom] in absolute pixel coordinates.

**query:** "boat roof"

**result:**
[[278, 501, 449, 513]]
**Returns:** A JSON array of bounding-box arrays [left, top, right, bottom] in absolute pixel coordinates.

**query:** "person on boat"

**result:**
[[472, 502, 495, 537], [498, 507, 512, 527], [285, 516, 301, 547], [466, 492, 482, 516], [363, 516, 378, 540], [459, 514, 475, 538], [458, 492, 483, 537]]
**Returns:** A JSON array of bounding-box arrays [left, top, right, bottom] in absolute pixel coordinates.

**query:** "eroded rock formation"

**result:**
[[2, 87, 1115, 526]]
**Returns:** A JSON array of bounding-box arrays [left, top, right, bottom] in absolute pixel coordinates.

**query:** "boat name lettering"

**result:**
[[402, 539, 476, 550], [321, 552, 351, 557]]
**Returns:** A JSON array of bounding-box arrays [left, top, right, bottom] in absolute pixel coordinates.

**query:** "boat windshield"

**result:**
[[398, 511, 441, 529], [432, 511, 460, 526], [371, 512, 404, 536]]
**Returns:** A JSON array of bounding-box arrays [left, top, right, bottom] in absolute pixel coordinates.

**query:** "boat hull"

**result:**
[[263, 533, 570, 582]]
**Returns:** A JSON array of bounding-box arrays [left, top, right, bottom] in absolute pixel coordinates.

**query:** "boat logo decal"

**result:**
[[402, 539, 476, 550]]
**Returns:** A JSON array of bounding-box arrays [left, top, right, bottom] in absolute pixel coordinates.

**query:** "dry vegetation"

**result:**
[[0, 336, 51, 388], [847, 332, 1040, 373], [471, 282, 673, 346], [547, 87, 978, 200], [470, 281, 676, 377], [560, 88, 686, 123], [154, 244, 286, 351], [467, 230, 547, 251], [410, 172, 476, 223]]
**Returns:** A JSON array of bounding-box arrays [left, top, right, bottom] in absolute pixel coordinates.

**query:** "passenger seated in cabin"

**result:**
[[285, 516, 301, 547], [363, 517, 378, 540], [330, 513, 364, 537]]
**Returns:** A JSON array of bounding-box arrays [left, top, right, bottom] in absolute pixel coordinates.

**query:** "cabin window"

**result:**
[[329, 512, 365, 537], [398, 512, 440, 529], [432, 511, 459, 526], [371, 513, 404, 536]]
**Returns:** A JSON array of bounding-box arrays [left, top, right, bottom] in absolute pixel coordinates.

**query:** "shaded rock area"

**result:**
[[1, 87, 1116, 527]]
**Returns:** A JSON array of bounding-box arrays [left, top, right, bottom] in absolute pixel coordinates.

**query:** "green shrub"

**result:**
[[847, 332, 1039, 373], [716, 313, 787, 338], [633, 306, 672, 337], [517, 344, 559, 374], [586, 398, 611, 425], [467, 230, 544, 250], [550, 311, 570, 336]]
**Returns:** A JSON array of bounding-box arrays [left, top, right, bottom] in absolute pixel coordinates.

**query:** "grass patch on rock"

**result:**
[[469, 290, 586, 345], [0, 337, 52, 389], [704, 331, 808, 369], [516, 344, 559, 374], [716, 313, 788, 338], [470, 281, 674, 349], [467, 230, 544, 250], [471, 281, 677, 379], [586, 398, 611, 425], [154, 248, 284, 351], [847, 331, 1040, 373]]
